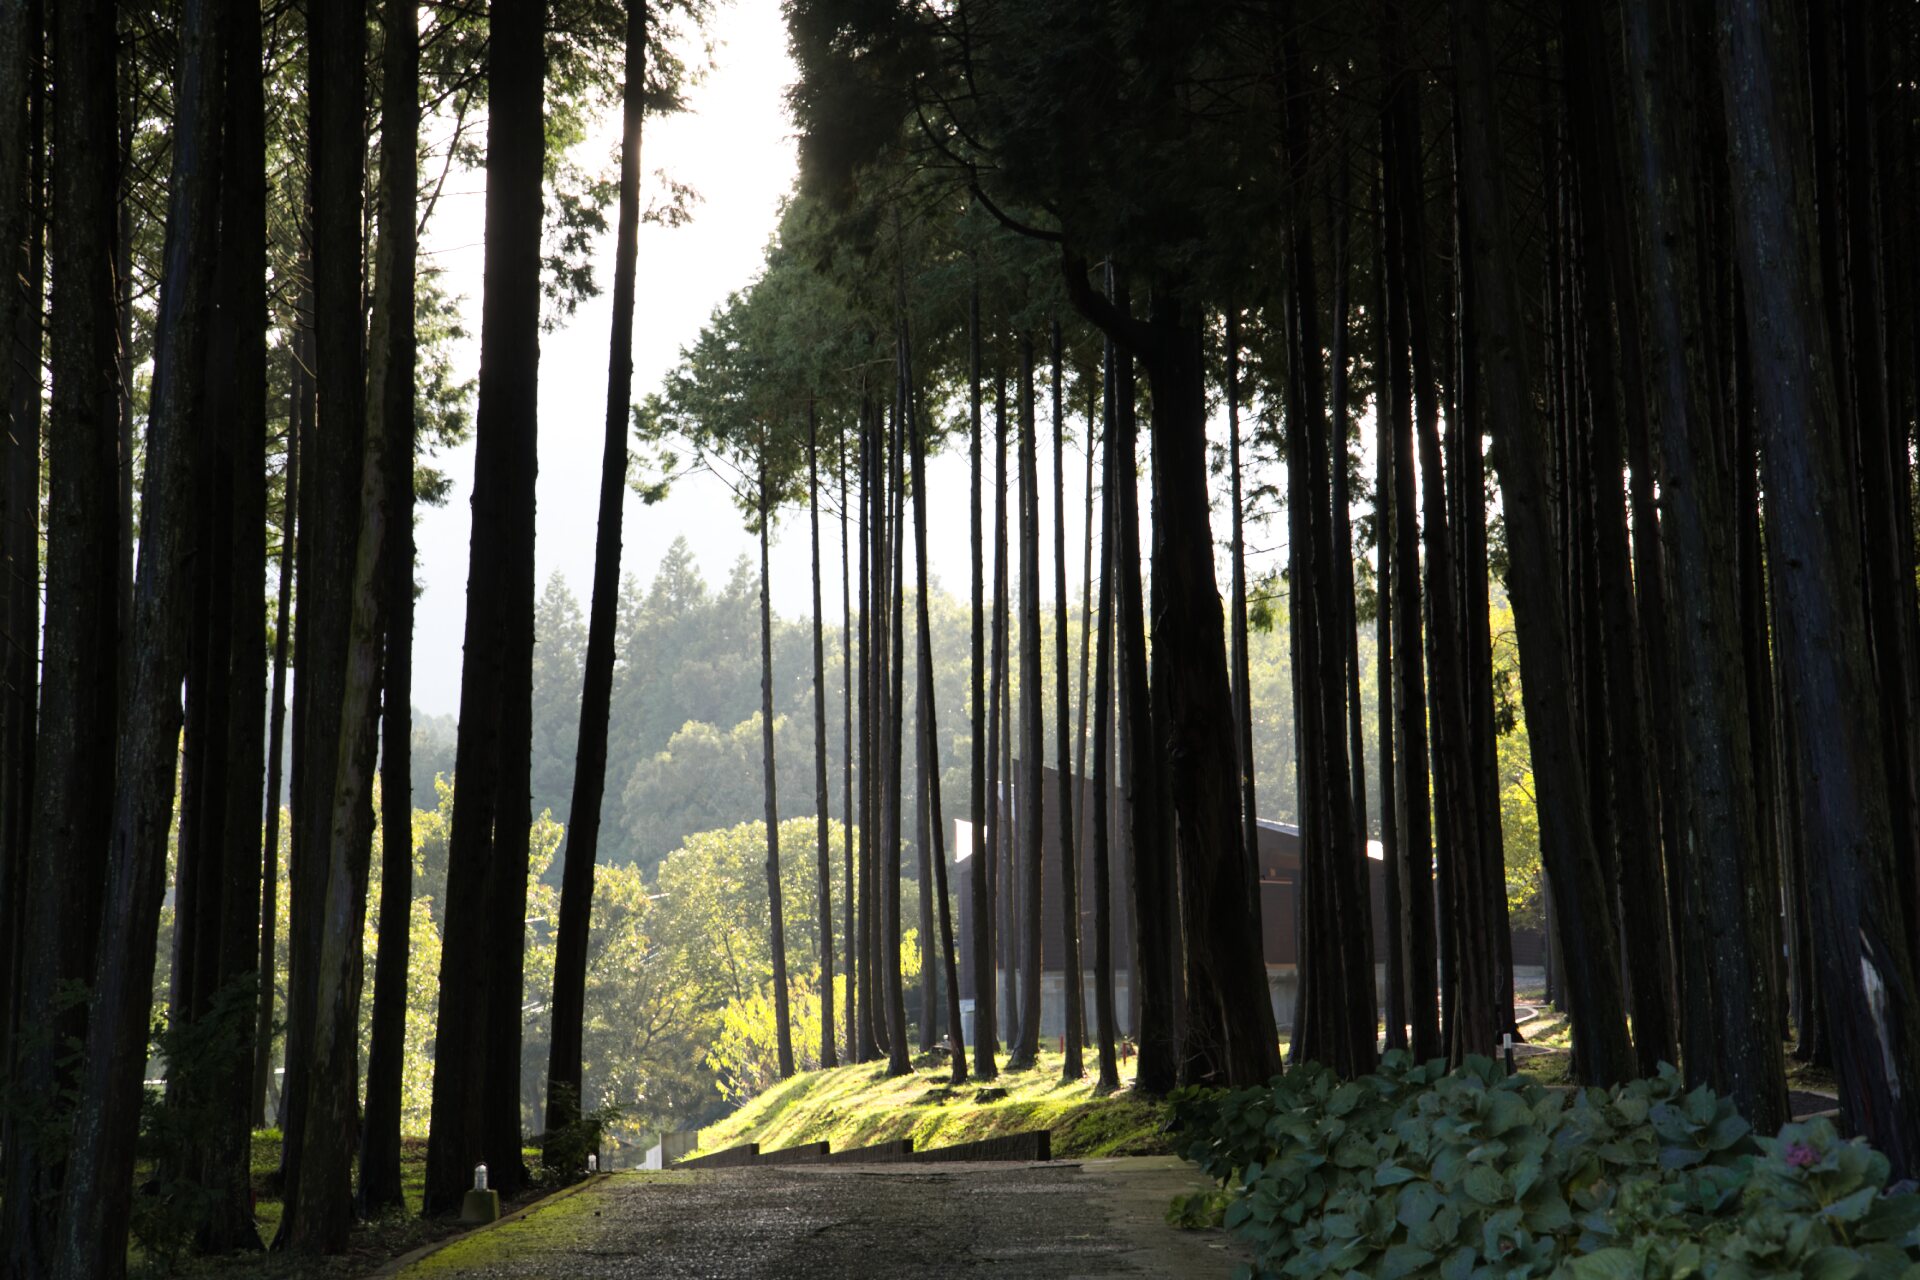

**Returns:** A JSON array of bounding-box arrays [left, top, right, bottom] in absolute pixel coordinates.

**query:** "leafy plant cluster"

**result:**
[[1169, 1052, 1920, 1280]]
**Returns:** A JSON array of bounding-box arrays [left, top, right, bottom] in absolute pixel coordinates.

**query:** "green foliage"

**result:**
[[1170, 1053, 1920, 1280]]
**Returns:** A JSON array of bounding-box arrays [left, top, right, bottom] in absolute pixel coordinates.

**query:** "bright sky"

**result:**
[[409, 0, 1273, 718]]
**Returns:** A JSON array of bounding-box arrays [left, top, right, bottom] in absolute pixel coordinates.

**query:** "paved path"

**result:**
[[391, 1157, 1244, 1278]]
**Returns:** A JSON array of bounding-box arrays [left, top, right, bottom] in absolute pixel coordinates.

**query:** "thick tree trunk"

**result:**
[[425, 0, 545, 1215], [359, 0, 421, 1215], [1101, 275, 1176, 1093], [1719, 0, 1920, 1172], [1090, 376, 1121, 1091], [5, 0, 116, 1266], [1619, 0, 1783, 1118], [1451, 0, 1635, 1084], [760, 466, 796, 1079], [47, 1, 220, 1272]]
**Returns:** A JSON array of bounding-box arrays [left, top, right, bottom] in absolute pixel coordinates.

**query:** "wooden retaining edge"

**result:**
[[910, 1130, 1050, 1164], [755, 1140, 832, 1165], [824, 1138, 915, 1164], [363, 1172, 612, 1277], [672, 1142, 759, 1169]]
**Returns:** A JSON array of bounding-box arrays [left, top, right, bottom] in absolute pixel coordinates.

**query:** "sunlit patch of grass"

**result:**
[[690, 1047, 1175, 1160]]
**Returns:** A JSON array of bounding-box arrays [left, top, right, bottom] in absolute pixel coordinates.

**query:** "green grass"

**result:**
[[689, 1049, 1175, 1160]]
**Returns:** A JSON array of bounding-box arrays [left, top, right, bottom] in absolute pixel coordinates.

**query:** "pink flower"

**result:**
[[1783, 1142, 1818, 1168]]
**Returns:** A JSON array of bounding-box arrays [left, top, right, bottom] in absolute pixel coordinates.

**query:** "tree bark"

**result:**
[[968, 283, 998, 1079], [5, 0, 116, 1264], [1010, 334, 1045, 1071], [48, 0, 220, 1271], [1451, 0, 1635, 1085], [1090, 370, 1121, 1091], [359, 0, 422, 1214], [809, 404, 837, 1070], [1719, 0, 1920, 1171], [760, 463, 796, 1079], [425, 0, 545, 1215], [1619, 0, 1782, 1117], [1050, 322, 1083, 1078]]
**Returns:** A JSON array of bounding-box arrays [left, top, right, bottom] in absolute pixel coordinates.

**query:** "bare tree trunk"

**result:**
[[1719, 0, 1920, 1171], [5, 0, 116, 1265], [969, 283, 998, 1079], [760, 463, 795, 1079], [49, 0, 220, 1270], [1451, 0, 1634, 1084], [841, 434, 856, 1060], [1051, 322, 1083, 1078], [360, 0, 422, 1213], [425, 0, 546, 1214], [1010, 334, 1045, 1071], [1090, 343, 1121, 1091], [810, 404, 837, 1069]]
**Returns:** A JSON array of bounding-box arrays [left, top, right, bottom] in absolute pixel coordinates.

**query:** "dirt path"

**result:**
[[388, 1156, 1244, 1278]]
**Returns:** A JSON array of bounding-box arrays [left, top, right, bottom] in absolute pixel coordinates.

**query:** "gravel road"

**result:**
[[390, 1156, 1243, 1279]]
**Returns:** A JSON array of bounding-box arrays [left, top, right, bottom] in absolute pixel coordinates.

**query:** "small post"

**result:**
[[461, 1161, 501, 1225], [1502, 1033, 1515, 1076]]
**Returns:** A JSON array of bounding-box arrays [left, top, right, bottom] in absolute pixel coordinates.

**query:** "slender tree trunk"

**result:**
[[359, 0, 421, 1214], [1090, 385, 1121, 1092], [1010, 334, 1045, 1071], [969, 284, 997, 1079], [760, 463, 795, 1079], [1451, 0, 1635, 1084], [49, 0, 220, 1271], [1719, 0, 1920, 1171], [425, 0, 546, 1215], [857, 396, 878, 1062], [1051, 322, 1084, 1078], [884, 363, 911, 1076], [988, 366, 1014, 1057], [809, 405, 836, 1070], [840, 434, 856, 1059], [255, 339, 300, 1128], [546, 0, 645, 1143]]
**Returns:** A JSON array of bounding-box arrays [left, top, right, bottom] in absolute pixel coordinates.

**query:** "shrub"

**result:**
[[1169, 1051, 1920, 1279]]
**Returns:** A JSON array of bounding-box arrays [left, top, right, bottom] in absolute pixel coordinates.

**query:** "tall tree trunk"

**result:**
[[1226, 310, 1258, 950], [884, 366, 911, 1076], [425, 0, 546, 1215], [5, 0, 115, 1265], [1387, 36, 1501, 1062], [1451, 0, 1635, 1084], [1010, 334, 1045, 1071], [1090, 381, 1121, 1092], [1102, 274, 1176, 1092], [0, 0, 38, 1107], [1619, 0, 1782, 1118], [810, 405, 837, 1070], [360, 0, 422, 1214], [988, 366, 1014, 1057], [255, 338, 300, 1128], [1719, 0, 1920, 1171], [1377, 16, 1440, 1057], [1051, 322, 1084, 1078], [196, 0, 268, 1248], [760, 463, 796, 1079], [968, 283, 997, 1079], [841, 434, 856, 1060], [283, 0, 384, 1238], [546, 0, 644, 1145], [856, 395, 878, 1062], [48, 0, 220, 1270]]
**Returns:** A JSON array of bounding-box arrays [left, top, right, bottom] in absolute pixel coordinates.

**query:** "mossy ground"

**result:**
[[147, 1133, 547, 1279], [689, 1048, 1175, 1160]]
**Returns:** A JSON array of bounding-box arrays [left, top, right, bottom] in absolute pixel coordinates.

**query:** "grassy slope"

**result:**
[[690, 1050, 1174, 1160]]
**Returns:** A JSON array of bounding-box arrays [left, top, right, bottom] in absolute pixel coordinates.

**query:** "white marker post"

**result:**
[[1502, 1033, 1515, 1076]]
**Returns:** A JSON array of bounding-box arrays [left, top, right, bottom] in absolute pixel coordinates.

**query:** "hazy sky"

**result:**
[[409, 0, 1269, 718]]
